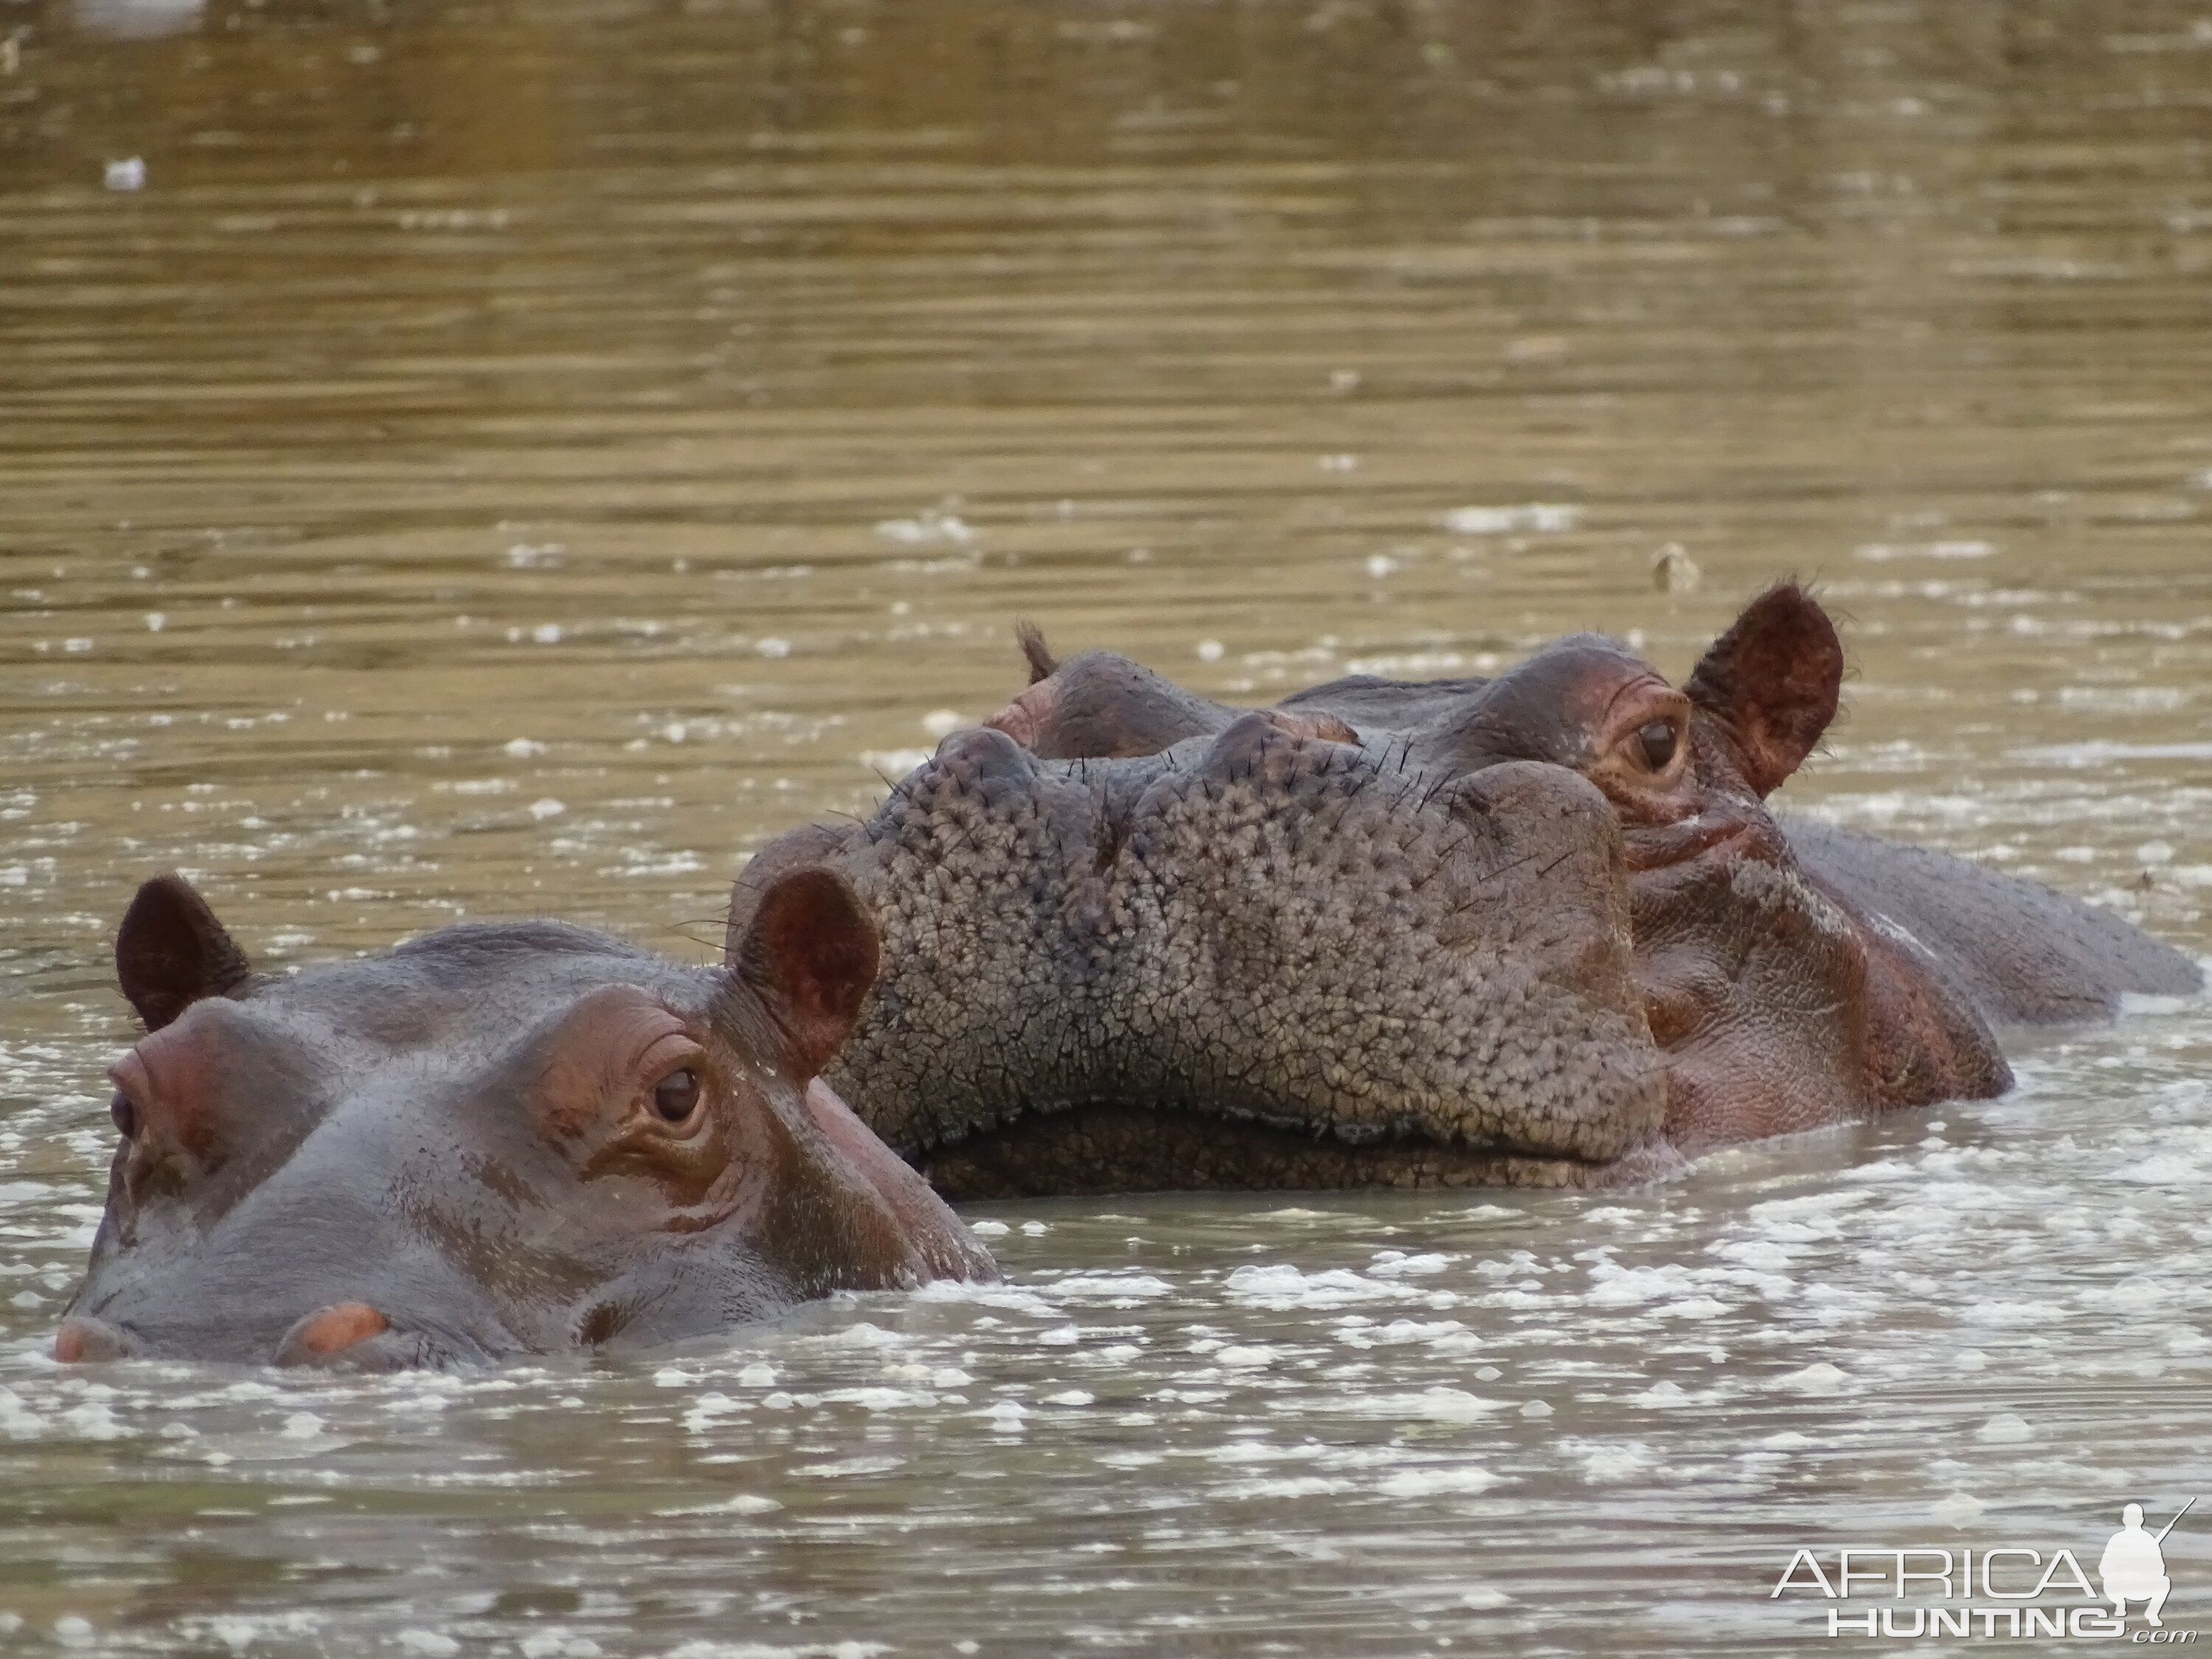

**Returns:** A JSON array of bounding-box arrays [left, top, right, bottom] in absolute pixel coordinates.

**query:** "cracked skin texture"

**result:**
[[961, 585, 2199, 1183], [738, 585, 2200, 1198], [734, 720, 1678, 1198]]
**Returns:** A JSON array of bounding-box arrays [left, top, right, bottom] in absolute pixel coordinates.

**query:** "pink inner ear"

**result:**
[[767, 888, 876, 1023], [1683, 585, 1843, 796], [740, 868, 881, 1077]]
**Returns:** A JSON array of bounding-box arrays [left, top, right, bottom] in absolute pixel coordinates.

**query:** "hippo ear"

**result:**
[[1014, 618, 1057, 684], [116, 874, 256, 1032], [726, 867, 880, 1079], [1682, 584, 1843, 796]]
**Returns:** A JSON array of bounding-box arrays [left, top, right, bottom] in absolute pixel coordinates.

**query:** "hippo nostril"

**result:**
[[53, 1316, 135, 1363], [273, 1302, 392, 1367], [109, 1091, 137, 1139]]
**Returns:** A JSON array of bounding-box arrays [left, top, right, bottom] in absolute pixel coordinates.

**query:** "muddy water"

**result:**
[[5, 1, 2212, 1652]]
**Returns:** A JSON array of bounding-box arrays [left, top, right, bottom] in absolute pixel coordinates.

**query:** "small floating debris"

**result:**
[[1651, 543, 1701, 593], [104, 156, 146, 192]]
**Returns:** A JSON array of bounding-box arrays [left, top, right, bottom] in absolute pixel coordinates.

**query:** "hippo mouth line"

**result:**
[[905, 1097, 1683, 1200]]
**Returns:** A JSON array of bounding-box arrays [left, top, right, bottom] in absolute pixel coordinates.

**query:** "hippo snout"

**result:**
[[52, 1315, 139, 1363], [272, 1303, 392, 1366]]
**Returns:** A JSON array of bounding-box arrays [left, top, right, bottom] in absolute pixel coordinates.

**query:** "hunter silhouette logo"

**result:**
[[1772, 1500, 2199, 1641], [2101, 1500, 2190, 1628]]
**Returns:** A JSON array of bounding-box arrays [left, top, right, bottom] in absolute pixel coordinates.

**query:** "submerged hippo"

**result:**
[[738, 586, 2199, 1197], [56, 869, 992, 1368]]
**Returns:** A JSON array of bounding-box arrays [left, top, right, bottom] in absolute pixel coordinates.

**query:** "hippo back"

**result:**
[[1784, 817, 2202, 1026]]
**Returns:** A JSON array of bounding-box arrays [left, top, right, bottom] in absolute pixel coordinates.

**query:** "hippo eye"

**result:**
[[650, 1068, 701, 1124], [110, 1091, 137, 1139], [1636, 720, 1679, 771]]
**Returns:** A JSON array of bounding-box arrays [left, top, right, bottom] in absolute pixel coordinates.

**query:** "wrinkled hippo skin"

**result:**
[[740, 587, 2199, 1197], [745, 733, 1677, 1194], [57, 869, 994, 1368]]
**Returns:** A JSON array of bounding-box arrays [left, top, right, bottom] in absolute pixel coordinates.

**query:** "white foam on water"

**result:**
[[1441, 503, 1582, 535], [2011, 739, 2212, 766], [1039, 1271, 1174, 1301], [1568, 1441, 1658, 1483], [1223, 1264, 1422, 1308], [658, 1494, 783, 1517], [1775, 1363, 1848, 1396], [793, 1455, 905, 1479], [7, 700, 2212, 1658], [1374, 1465, 1498, 1498], [1366, 1251, 1450, 1277]]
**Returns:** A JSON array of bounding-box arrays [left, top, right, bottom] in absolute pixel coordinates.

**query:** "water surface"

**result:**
[[4, 1, 2212, 1652]]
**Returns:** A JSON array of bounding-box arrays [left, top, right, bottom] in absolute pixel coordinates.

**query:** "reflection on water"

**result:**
[[4, 0, 2211, 1652]]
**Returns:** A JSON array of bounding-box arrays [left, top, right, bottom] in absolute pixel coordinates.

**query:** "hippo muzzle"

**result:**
[[737, 714, 1677, 1196]]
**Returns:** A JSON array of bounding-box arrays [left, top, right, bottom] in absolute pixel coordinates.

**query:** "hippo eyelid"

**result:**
[[629, 1032, 717, 1135], [1601, 686, 1691, 776], [1597, 669, 1672, 723]]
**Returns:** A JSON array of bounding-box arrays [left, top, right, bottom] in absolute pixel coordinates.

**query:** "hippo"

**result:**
[[55, 868, 994, 1368], [737, 586, 2199, 1197]]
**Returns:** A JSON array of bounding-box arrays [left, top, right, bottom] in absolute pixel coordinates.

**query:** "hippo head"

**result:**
[[1398, 584, 1840, 834], [839, 584, 2003, 1192], [1296, 585, 2005, 1145], [1391, 588, 1879, 1142], [58, 870, 990, 1368]]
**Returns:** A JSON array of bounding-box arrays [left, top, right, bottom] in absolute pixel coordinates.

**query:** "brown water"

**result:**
[[5, 1, 2212, 1653]]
